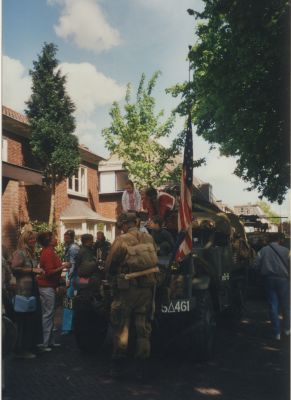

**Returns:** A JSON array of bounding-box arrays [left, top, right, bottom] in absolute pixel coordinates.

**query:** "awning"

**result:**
[[2, 161, 43, 186], [60, 199, 116, 222]]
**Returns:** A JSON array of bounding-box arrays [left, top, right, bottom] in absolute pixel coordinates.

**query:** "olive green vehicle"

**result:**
[[73, 191, 254, 361], [152, 193, 254, 361]]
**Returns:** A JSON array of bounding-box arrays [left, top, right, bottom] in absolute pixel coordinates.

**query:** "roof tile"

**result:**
[[2, 105, 28, 124]]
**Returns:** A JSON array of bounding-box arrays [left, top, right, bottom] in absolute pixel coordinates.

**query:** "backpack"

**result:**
[[122, 231, 158, 273]]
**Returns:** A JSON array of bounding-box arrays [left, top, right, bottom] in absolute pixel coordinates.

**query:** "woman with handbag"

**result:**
[[37, 231, 67, 351], [11, 230, 44, 359]]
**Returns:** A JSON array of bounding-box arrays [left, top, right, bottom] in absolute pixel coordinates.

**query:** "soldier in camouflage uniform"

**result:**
[[105, 212, 157, 379]]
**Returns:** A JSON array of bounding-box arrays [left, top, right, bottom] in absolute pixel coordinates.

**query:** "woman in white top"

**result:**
[[121, 180, 141, 212]]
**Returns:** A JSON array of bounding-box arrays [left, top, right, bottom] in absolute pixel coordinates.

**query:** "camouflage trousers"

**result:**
[[110, 285, 153, 360]]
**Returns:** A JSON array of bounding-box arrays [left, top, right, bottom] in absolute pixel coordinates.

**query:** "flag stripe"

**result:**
[[176, 114, 193, 262]]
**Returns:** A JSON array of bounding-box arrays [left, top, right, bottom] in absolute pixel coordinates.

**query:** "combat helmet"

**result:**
[[116, 212, 137, 228]]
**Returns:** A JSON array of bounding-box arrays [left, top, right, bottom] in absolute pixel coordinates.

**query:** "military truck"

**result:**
[[73, 189, 253, 360], [152, 189, 253, 361]]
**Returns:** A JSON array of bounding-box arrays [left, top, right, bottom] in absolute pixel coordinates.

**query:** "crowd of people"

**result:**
[[2, 229, 113, 359], [1, 182, 176, 365], [2, 180, 290, 382]]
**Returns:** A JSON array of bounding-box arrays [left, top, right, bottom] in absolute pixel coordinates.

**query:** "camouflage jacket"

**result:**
[[105, 227, 157, 278]]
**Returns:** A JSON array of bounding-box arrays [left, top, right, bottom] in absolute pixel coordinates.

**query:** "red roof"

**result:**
[[2, 105, 104, 163], [2, 105, 28, 124]]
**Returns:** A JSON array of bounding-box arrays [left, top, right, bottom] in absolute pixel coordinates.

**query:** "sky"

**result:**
[[2, 0, 290, 217]]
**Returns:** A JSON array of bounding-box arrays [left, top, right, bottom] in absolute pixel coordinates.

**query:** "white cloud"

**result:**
[[77, 120, 98, 131], [196, 151, 253, 201], [48, 0, 121, 53], [58, 61, 125, 155], [2, 55, 124, 156], [2, 55, 31, 112], [58, 61, 126, 116], [195, 150, 290, 216]]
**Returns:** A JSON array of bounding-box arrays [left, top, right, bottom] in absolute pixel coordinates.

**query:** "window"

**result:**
[[68, 166, 87, 197], [99, 171, 129, 193], [99, 171, 115, 193], [2, 137, 8, 162], [116, 171, 128, 191], [61, 221, 115, 244], [61, 222, 83, 243], [87, 223, 95, 235]]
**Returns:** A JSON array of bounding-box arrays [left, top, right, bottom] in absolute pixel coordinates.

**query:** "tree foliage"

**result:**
[[170, 0, 290, 204], [25, 43, 80, 225], [102, 72, 189, 188], [29, 220, 65, 258], [257, 200, 280, 225]]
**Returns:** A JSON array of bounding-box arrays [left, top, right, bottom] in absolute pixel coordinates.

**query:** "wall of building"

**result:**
[[2, 180, 21, 250], [98, 194, 122, 220], [4, 130, 24, 166], [2, 114, 120, 249], [54, 180, 70, 226], [2, 131, 27, 249], [87, 163, 99, 211]]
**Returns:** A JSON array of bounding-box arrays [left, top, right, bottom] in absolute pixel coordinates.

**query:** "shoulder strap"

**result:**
[[268, 244, 289, 275], [127, 230, 141, 242]]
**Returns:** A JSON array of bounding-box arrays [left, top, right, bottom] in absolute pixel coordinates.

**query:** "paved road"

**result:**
[[4, 299, 290, 400]]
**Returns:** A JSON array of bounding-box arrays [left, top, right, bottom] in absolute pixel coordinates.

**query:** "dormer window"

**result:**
[[99, 170, 128, 193], [68, 166, 87, 197]]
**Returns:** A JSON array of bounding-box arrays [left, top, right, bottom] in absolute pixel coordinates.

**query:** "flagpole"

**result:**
[[170, 46, 194, 300], [187, 45, 194, 298], [188, 45, 192, 90]]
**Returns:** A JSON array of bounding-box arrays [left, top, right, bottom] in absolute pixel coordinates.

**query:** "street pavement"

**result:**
[[3, 298, 290, 400]]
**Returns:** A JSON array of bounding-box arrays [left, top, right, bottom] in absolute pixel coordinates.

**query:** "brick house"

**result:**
[[98, 153, 129, 218], [233, 203, 278, 232], [2, 105, 116, 250]]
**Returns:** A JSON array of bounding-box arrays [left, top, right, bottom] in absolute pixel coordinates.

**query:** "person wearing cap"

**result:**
[[105, 212, 158, 380]]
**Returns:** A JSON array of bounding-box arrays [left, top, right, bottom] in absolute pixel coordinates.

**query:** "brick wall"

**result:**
[[2, 181, 20, 250], [4, 131, 24, 166], [55, 180, 70, 226], [87, 164, 99, 211], [98, 194, 122, 219], [2, 120, 119, 249], [2, 131, 27, 250]]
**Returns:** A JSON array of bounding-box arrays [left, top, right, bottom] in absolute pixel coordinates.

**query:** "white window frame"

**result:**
[[60, 220, 115, 244], [67, 165, 88, 197]]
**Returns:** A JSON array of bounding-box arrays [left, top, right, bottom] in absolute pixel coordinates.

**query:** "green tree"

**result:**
[[29, 220, 65, 258], [25, 43, 80, 226], [102, 72, 186, 188], [170, 0, 290, 204], [257, 200, 280, 226]]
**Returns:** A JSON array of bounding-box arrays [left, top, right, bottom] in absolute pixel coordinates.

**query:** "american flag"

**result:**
[[175, 114, 193, 261]]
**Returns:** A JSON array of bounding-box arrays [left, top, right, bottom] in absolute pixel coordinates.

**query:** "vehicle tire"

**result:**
[[191, 290, 216, 361], [230, 284, 245, 321]]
